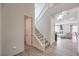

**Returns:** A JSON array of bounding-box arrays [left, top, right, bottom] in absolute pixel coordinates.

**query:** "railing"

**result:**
[[32, 33, 43, 47], [34, 27, 45, 45], [33, 26, 50, 49]]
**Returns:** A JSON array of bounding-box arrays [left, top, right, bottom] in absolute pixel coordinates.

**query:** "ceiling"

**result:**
[[54, 9, 78, 21], [43, 3, 79, 18]]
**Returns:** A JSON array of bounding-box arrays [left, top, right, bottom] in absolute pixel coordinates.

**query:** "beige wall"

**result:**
[[0, 3, 2, 56], [2, 4, 34, 56]]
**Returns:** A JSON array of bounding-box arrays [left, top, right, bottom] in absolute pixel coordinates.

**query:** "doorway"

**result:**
[[24, 16, 32, 49]]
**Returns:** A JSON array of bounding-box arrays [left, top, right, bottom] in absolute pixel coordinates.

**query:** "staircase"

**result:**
[[32, 26, 50, 51], [45, 39, 50, 49], [32, 4, 54, 51], [34, 27, 45, 46]]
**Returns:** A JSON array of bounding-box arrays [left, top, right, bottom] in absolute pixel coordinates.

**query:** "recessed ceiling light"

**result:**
[[56, 11, 68, 20], [57, 15, 63, 20]]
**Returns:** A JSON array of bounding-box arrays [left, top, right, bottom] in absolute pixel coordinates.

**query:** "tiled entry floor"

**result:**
[[16, 37, 78, 56]]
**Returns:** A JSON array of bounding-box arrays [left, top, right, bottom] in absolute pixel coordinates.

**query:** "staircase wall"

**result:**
[[35, 14, 51, 42], [35, 3, 46, 20]]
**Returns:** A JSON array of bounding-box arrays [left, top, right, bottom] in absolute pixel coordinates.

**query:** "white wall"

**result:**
[[0, 3, 2, 56], [36, 14, 51, 41], [51, 17, 55, 45], [2, 4, 34, 56], [35, 3, 45, 19]]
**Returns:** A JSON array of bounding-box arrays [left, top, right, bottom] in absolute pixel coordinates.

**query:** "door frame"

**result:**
[[24, 16, 32, 49]]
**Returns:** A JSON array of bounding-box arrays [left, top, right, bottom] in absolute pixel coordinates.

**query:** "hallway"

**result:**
[[16, 37, 78, 56]]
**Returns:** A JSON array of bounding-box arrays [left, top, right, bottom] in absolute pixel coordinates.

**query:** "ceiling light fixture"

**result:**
[[57, 11, 68, 20]]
